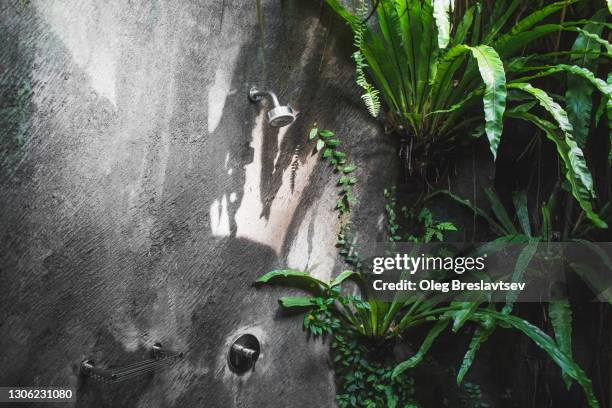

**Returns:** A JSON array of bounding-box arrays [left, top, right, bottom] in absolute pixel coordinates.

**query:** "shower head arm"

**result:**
[[248, 88, 280, 108], [248, 86, 296, 128]]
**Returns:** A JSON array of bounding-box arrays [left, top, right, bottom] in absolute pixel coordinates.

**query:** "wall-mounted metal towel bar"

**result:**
[[81, 343, 183, 384]]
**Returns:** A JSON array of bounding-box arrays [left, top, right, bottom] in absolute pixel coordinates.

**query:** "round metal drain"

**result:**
[[227, 334, 260, 374]]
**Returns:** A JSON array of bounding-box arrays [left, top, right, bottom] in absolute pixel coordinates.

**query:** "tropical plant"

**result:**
[[256, 262, 600, 407], [324, 0, 611, 228], [256, 185, 602, 408], [258, 272, 419, 407], [425, 186, 612, 392]]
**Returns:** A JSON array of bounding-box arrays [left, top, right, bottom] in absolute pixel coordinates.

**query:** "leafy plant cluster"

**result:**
[[259, 155, 600, 406], [258, 269, 420, 407], [256, 1, 612, 407], [426, 184, 612, 390], [385, 187, 458, 242], [336, 222, 365, 271], [326, 0, 611, 228], [260, 130, 602, 407], [258, 167, 602, 407], [309, 125, 369, 273], [332, 331, 418, 408], [256, 255, 600, 407]]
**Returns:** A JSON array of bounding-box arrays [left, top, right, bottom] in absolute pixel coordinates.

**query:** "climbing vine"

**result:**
[[310, 125, 358, 218]]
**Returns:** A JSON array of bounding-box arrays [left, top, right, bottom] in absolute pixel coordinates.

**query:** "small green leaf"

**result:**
[[320, 130, 335, 138], [343, 164, 357, 173], [279, 297, 313, 308], [323, 148, 333, 158], [331, 270, 359, 287], [326, 139, 341, 146], [316, 139, 325, 152], [309, 127, 319, 140]]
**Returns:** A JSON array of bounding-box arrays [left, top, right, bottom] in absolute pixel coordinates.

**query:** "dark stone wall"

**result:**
[[0, 1, 397, 407]]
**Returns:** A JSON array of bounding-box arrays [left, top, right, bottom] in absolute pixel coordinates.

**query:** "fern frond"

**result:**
[[352, 0, 381, 118]]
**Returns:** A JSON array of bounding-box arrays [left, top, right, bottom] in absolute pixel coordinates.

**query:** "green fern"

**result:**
[[353, 0, 380, 118]]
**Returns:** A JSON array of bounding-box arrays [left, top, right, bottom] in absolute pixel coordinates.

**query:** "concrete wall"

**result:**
[[0, 1, 397, 407]]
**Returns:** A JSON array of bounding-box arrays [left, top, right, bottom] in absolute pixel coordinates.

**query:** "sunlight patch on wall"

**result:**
[[35, 0, 119, 106], [287, 182, 338, 282], [210, 194, 230, 237], [207, 45, 240, 133], [235, 112, 317, 254]]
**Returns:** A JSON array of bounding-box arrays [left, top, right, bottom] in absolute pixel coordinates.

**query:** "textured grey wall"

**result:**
[[0, 1, 397, 407]]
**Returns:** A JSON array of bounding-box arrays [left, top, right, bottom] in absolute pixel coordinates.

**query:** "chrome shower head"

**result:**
[[248, 87, 295, 128]]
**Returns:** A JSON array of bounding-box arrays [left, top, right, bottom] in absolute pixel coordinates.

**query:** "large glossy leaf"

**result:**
[[485, 188, 518, 235], [508, 83, 597, 209], [361, 34, 403, 113], [433, 0, 453, 49], [506, 110, 606, 228], [575, 28, 612, 54], [457, 323, 495, 384], [431, 44, 471, 109], [468, 45, 507, 159], [502, 239, 539, 314], [512, 190, 531, 236], [565, 11, 607, 148], [410, 0, 436, 109], [452, 4, 475, 46], [472, 310, 599, 408], [371, 300, 390, 337], [377, 0, 410, 111], [495, 24, 564, 58], [482, 0, 520, 44], [504, 1, 576, 35], [514, 65, 611, 97], [549, 300, 574, 389], [491, 0, 575, 55], [509, 83, 574, 138], [433, 45, 506, 157], [392, 318, 449, 377], [513, 63, 612, 149], [448, 300, 484, 333]]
